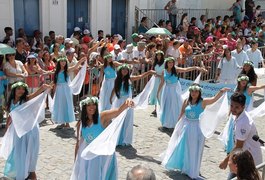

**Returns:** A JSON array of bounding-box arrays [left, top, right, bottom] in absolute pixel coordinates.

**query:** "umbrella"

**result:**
[[0, 43, 16, 55], [145, 28, 172, 35]]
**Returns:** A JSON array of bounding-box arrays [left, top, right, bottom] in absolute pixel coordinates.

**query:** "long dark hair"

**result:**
[[164, 59, 177, 76], [7, 83, 29, 112], [114, 67, 130, 98], [103, 57, 114, 69], [240, 64, 257, 85], [188, 83, 203, 104], [80, 103, 99, 127], [230, 149, 261, 180], [54, 59, 68, 84], [180, 13, 188, 25], [153, 52, 164, 69], [236, 74, 248, 92]]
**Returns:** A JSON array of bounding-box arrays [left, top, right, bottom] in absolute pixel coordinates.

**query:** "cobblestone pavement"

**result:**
[[0, 95, 265, 180]]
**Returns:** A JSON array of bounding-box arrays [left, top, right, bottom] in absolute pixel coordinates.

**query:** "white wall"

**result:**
[[90, 0, 112, 39], [0, 0, 14, 40], [201, 0, 232, 9], [40, 0, 67, 37]]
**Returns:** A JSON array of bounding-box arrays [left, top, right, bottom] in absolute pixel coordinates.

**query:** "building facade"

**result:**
[[0, 0, 239, 41]]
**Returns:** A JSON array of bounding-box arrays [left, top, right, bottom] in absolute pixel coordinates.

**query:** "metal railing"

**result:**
[[137, 8, 232, 29]]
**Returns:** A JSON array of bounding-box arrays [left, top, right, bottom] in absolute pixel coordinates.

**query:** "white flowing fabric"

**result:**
[[49, 61, 87, 113], [181, 73, 201, 100], [0, 125, 15, 159], [199, 92, 229, 138], [69, 61, 87, 95], [10, 91, 48, 138], [81, 76, 156, 160], [249, 101, 265, 121]]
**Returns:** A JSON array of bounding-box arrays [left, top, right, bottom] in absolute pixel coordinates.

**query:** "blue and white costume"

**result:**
[[52, 71, 75, 123], [162, 100, 205, 179], [3, 101, 39, 179], [159, 70, 183, 128], [111, 82, 133, 146], [99, 66, 116, 112], [71, 117, 117, 180], [149, 63, 164, 105]]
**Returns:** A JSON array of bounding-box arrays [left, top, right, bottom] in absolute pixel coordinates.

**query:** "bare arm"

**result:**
[[130, 70, 155, 82], [202, 88, 230, 109], [176, 66, 200, 73], [157, 71, 165, 98], [248, 84, 265, 94], [178, 99, 188, 121], [68, 57, 87, 72], [74, 121, 81, 160], [27, 84, 52, 101], [100, 99, 134, 128]]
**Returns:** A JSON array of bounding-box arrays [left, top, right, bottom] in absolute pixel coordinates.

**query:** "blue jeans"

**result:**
[[169, 14, 177, 29]]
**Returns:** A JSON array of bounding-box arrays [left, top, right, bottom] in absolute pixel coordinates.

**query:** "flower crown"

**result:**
[[189, 85, 202, 92], [117, 64, 131, 71], [11, 82, 28, 90], [80, 96, 99, 107], [165, 57, 175, 62], [243, 61, 254, 67], [57, 56, 68, 62], [155, 50, 164, 55], [103, 54, 112, 60], [237, 75, 249, 82]]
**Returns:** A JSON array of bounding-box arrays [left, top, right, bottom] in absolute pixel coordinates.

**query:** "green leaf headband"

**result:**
[[243, 61, 254, 67], [165, 57, 175, 62], [155, 50, 164, 55], [237, 75, 249, 82], [80, 96, 99, 107], [57, 57, 68, 62], [11, 82, 28, 90], [117, 64, 131, 71], [189, 85, 202, 92], [103, 54, 112, 60]]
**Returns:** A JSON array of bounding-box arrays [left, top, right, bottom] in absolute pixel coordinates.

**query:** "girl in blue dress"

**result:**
[[71, 96, 134, 180], [52, 56, 86, 128], [149, 50, 164, 117], [222, 74, 265, 154], [3, 82, 51, 180], [157, 57, 202, 128], [162, 84, 230, 179], [239, 61, 257, 86], [98, 54, 122, 112], [110, 64, 155, 146]]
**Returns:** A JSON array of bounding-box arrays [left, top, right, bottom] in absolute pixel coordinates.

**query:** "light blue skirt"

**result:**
[[71, 139, 117, 180], [149, 76, 160, 105], [52, 83, 75, 123], [159, 83, 183, 128], [112, 95, 134, 146], [4, 124, 39, 180], [165, 118, 205, 179], [99, 78, 115, 112]]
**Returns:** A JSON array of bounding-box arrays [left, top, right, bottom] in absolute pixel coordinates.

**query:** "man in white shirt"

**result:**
[[122, 44, 134, 62], [231, 40, 249, 66], [166, 40, 181, 64], [111, 44, 122, 61], [246, 40, 264, 68], [66, 48, 78, 81], [219, 93, 262, 179]]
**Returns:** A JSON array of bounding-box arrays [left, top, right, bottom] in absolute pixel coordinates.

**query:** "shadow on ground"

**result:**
[[165, 170, 206, 180], [49, 127, 75, 139], [116, 145, 161, 164]]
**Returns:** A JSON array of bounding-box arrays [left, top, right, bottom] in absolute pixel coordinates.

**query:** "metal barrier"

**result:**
[[138, 8, 232, 28]]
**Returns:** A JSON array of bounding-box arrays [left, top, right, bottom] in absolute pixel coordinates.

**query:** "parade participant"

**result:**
[[98, 54, 122, 112], [161, 84, 229, 179], [110, 64, 155, 146], [228, 149, 261, 180], [239, 61, 257, 86], [2, 82, 51, 180], [157, 57, 202, 128], [149, 50, 165, 117], [219, 93, 262, 179], [71, 97, 134, 180], [52, 56, 86, 128]]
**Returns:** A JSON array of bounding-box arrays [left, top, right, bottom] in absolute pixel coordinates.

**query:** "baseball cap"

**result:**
[[83, 29, 90, 35], [65, 38, 73, 44], [66, 47, 75, 55], [114, 44, 121, 50], [74, 27, 81, 32], [131, 33, 139, 39]]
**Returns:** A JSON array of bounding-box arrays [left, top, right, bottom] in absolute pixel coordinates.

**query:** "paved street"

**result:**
[[0, 94, 265, 180]]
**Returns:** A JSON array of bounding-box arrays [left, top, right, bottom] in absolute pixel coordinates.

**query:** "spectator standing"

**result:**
[[1, 27, 15, 47], [245, 0, 255, 21], [246, 40, 264, 68], [138, 17, 149, 34], [164, 0, 177, 29], [15, 38, 27, 64]]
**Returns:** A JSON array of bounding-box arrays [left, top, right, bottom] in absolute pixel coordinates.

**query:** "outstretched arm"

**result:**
[[176, 66, 200, 73], [27, 84, 52, 101], [68, 57, 87, 72], [248, 84, 265, 94], [130, 70, 156, 82], [202, 88, 230, 109], [100, 99, 134, 128]]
